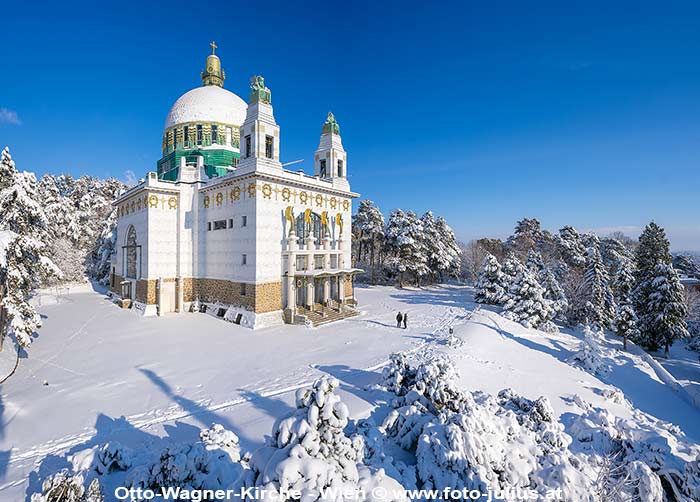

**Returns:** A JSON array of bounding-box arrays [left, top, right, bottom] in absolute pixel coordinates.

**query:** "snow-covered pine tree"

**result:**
[[526, 249, 568, 320], [503, 258, 555, 331], [639, 262, 688, 356], [434, 216, 461, 279], [351, 200, 385, 283], [38, 174, 126, 284], [420, 212, 461, 284], [384, 209, 428, 287], [556, 226, 587, 269], [615, 301, 639, 350], [0, 147, 60, 348], [474, 253, 508, 305], [632, 222, 688, 352], [576, 246, 616, 330], [505, 218, 543, 260]]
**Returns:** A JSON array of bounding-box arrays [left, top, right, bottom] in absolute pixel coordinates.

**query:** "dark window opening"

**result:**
[[213, 220, 227, 230], [337, 159, 344, 177], [240, 283, 247, 296], [320, 159, 327, 177], [212, 125, 218, 144], [265, 135, 274, 159], [184, 126, 189, 146], [245, 135, 251, 158], [197, 124, 203, 145], [242, 215, 247, 227]]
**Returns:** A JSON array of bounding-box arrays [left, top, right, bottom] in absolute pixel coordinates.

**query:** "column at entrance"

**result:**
[[323, 277, 330, 304], [306, 280, 314, 309]]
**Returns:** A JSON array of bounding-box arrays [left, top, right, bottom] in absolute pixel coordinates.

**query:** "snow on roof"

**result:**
[[165, 85, 247, 129]]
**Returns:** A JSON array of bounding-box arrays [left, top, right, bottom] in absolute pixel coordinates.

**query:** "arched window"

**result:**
[[125, 225, 138, 278], [296, 212, 324, 245]]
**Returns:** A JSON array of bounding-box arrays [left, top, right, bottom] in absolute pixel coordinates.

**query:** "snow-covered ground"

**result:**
[[1, 284, 699, 501]]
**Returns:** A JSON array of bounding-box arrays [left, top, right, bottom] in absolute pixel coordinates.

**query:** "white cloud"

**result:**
[[0, 107, 21, 125], [124, 169, 137, 185]]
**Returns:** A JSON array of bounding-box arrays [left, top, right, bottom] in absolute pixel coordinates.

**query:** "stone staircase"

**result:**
[[296, 302, 359, 327]]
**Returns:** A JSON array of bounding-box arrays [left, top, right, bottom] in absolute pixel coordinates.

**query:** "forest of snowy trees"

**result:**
[[351, 200, 461, 287], [473, 218, 690, 355], [0, 147, 127, 349]]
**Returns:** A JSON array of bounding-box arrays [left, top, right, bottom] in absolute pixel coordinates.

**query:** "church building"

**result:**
[[110, 44, 360, 328]]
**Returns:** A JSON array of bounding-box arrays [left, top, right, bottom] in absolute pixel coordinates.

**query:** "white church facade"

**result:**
[[110, 45, 360, 327]]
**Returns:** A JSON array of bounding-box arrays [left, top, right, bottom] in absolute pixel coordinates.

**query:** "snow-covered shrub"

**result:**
[[687, 321, 700, 352], [126, 424, 244, 492], [30, 470, 103, 502], [378, 355, 594, 500], [247, 376, 365, 499], [568, 326, 610, 375], [94, 442, 132, 475]]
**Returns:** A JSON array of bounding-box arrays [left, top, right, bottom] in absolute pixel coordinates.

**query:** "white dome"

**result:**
[[165, 85, 247, 129]]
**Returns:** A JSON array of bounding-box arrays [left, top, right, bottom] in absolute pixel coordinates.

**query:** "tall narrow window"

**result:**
[[245, 135, 251, 158], [242, 254, 247, 265], [196, 124, 203, 145], [184, 126, 189, 147], [320, 159, 327, 177], [241, 215, 247, 227], [172, 128, 178, 148], [265, 135, 274, 159], [212, 125, 218, 144], [125, 226, 137, 279], [240, 283, 247, 296], [337, 159, 344, 177]]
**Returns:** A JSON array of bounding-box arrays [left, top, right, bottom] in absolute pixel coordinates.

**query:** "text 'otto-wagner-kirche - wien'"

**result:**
[[109, 43, 361, 328]]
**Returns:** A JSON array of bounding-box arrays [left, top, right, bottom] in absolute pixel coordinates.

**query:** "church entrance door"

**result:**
[[160, 280, 176, 314], [296, 279, 306, 307]]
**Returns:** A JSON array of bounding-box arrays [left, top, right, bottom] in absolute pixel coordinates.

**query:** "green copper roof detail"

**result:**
[[248, 75, 271, 104], [322, 112, 340, 135]]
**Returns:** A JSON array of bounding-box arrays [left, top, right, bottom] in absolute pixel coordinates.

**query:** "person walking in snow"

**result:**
[[396, 312, 403, 328], [403, 312, 408, 329]]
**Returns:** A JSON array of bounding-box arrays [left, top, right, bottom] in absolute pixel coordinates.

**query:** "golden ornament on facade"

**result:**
[[203, 195, 210, 208], [149, 195, 159, 208], [247, 182, 256, 197], [315, 193, 323, 207], [342, 200, 350, 211], [299, 191, 308, 204], [232, 186, 241, 201], [168, 197, 177, 209], [216, 192, 223, 206], [143, 195, 148, 207], [281, 187, 291, 202], [330, 197, 337, 209], [262, 183, 272, 199], [137, 198, 142, 210]]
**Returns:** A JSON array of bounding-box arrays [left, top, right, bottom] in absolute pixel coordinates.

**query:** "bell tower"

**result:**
[[236, 75, 282, 175], [314, 112, 347, 180]]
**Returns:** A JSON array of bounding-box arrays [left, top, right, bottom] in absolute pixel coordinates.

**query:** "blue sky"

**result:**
[[2, 1, 700, 249]]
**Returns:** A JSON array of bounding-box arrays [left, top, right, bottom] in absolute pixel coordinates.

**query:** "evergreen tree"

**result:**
[[526, 249, 568, 320], [577, 246, 616, 330], [633, 222, 688, 353], [351, 200, 385, 284], [0, 147, 60, 348], [503, 259, 555, 330], [474, 253, 508, 305], [615, 302, 639, 350], [505, 218, 543, 260], [639, 262, 688, 355], [556, 226, 587, 269], [384, 209, 427, 287], [421, 212, 461, 284]]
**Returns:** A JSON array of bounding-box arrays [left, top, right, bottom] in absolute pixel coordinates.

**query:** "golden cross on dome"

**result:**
[[210, 41, 217, 54]]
